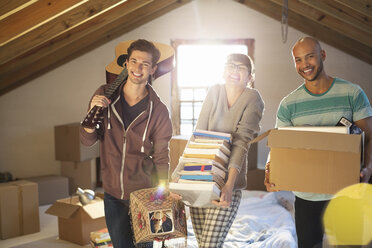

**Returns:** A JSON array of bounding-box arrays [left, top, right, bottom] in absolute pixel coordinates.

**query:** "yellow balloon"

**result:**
[[323, 183, 372, 246]]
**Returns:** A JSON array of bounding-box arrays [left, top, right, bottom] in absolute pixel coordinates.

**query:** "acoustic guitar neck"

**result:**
[[81, 67, 128, 129]]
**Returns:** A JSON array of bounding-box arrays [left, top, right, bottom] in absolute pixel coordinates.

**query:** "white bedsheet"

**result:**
[[185, 190, 297, 248]]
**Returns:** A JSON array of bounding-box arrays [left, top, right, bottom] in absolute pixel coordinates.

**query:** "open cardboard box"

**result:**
[[250, 128, 362, 194], [45, 193, 106, 245]]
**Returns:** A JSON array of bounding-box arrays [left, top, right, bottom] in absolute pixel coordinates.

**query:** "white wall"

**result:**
[[1, 0, 371, 178]]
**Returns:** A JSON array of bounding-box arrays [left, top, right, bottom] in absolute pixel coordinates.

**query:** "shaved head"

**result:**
[[292, 37, 322, 55]]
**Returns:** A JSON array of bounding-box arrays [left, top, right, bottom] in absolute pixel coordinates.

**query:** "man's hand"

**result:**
[[355, 117, 372, 183], [264, 162, 279, 192], [89, 95, 111, 111], [83, 95, 111, 133], [360, 167, 372, 183]]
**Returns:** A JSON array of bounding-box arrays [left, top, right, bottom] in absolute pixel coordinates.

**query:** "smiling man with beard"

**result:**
[[265, 37, 372, 248]]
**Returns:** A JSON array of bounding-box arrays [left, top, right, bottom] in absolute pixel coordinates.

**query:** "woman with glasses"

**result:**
[[187, 53, 264, 247]]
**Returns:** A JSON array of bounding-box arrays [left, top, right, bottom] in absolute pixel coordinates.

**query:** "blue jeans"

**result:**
[[104, 192, 153, 248]]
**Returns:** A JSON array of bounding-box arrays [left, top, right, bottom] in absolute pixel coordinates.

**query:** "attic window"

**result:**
[[177, 44, 247, 88], [171, 39, 255, 135]]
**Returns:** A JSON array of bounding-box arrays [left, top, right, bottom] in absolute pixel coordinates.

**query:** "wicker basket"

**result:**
[[130, 187, 187, 244]]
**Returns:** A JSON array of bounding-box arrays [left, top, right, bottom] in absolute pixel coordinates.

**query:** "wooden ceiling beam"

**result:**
[[0, 0, 191, 96], [0, 0, 82, 44], [299, 0, 372, 35], [334, 0, 372, 18], [270, 0, 372, 47], [0, 0, 32, 17], [0, 0, 128, 65], [0, 0, 153, 75], [235, 0, 372, 64]]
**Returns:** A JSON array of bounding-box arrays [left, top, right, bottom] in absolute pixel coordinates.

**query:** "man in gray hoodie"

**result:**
[[80, 39, 172, 248]]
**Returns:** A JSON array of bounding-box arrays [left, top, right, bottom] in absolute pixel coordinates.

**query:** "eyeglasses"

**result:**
[[225, 63, 248, 72]]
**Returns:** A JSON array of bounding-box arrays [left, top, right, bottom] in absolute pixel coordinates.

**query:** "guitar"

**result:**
[[81, 67, 128, 130]]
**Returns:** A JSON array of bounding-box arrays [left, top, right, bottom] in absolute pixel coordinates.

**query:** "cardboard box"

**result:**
[[246, 169, 266, 191], [61, 159, 97, 195], [0, 180, 40, 239], [169, 136, 189, 176], [247, 142, 258, 170], [0, 184, 19, 239], [251, 129, 361, 194], [45, 193, 106, 245], [55, 122, 100, 162], [27, 175, 69, 205]]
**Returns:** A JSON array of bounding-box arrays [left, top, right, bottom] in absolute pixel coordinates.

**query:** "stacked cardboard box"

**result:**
[[0, 180, 40, 239], [51, 122, 105, 245], [246, 169, 266, 191], [61, 159, 97, 195], [54, 122, 100, 162], [55, 122, 99, 194], [245, 132, 265, 191], [169, 130, 232, 207], [26, 175, 69, 205]]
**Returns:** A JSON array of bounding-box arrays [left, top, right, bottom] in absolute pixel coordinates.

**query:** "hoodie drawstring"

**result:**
[[108, 96, 120, 130], [141, 101, 153, 153], [107, 106, 111, 130]]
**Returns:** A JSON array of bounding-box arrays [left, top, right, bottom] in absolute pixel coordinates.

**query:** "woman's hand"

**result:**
[[212, 182, 234, 208], [213, 167, 238, 207]]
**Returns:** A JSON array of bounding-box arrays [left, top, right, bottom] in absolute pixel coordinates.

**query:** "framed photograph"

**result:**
[[149, 209, 174, 234]]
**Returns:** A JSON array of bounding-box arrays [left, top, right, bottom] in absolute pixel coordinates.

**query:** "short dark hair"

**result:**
[[226, 53, 255, 82], [127, 39, 160, 67]]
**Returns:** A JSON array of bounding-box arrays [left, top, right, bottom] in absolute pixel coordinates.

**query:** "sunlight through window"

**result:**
[[177, 44, 248, 135], [177, 44, 248, 87]]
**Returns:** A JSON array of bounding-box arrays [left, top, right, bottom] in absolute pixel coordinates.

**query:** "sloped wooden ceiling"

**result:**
[[0, 0, 190, 96], [235, 0, 372, 63], [0, 0, 371, 96]]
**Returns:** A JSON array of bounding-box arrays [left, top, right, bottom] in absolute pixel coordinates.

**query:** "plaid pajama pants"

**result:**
[[189, 190, 242, 248]]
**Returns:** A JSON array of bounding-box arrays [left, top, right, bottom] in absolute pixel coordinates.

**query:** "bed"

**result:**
[[157, 190, 297, 248]]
